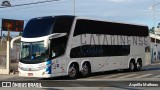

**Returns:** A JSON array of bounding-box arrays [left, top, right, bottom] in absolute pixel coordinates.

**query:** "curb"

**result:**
[[150, 62, 160, 65]]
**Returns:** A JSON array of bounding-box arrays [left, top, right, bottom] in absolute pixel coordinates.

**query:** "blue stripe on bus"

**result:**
[[46, 60, 51, 74]]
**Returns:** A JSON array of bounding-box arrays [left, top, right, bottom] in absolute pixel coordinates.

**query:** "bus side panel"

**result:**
[[115, 56, 128, 69], [92, 57, 104, 72], [130, 45, 145, 61]]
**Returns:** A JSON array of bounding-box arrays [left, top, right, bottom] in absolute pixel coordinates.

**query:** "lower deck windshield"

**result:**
[[20, 41, 48, 63]]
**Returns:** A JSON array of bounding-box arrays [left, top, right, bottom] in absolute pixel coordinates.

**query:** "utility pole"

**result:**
[[0, 27, 2, 45], [1, 0, 11, 41], [73, 0, 75, 16], [149, 0, 160, 62], [0, 27, 2, 38]]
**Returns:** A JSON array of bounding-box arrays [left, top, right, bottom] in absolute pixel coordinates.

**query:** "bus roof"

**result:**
[[31, 15, 148, 27], [75, 16, 148, 27]]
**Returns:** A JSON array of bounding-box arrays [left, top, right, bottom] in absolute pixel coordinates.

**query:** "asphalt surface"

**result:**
[[0, 63, 160, 90]]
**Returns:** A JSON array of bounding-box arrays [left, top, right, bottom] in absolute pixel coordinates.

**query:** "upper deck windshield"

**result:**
[[20, 41, 49, 64], [23, 17, 54, 38]]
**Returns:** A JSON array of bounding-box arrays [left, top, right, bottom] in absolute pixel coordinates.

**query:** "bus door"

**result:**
[[49, 58, 68, 76], [50, 59, 61, 75], [49, 36, 67, 75]]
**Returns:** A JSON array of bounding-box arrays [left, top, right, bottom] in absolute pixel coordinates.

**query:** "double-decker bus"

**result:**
[[11, 15, 149, 78]]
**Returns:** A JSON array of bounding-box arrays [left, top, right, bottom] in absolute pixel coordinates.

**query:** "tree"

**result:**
[[149, 27, 154, 33], [157, 23, 160, 28], [19, 32, 22, 36]]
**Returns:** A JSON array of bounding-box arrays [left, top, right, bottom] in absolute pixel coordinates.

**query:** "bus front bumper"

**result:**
[[18, 68, 51, 78]]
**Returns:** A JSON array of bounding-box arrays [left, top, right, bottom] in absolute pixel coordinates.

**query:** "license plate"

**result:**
[[28, 73, 33, 76]]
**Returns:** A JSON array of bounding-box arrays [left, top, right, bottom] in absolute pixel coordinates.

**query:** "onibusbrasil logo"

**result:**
[[1, 82, 42, 87]]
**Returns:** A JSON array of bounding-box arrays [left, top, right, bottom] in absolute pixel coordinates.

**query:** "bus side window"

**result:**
[[50, 36, 66, 58]]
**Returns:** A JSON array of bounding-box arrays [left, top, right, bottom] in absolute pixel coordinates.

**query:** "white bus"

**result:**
[[11, 15, 149, 78]]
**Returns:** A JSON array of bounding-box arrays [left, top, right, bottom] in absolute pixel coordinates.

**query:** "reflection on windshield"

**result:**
[[21, 42, 48, 63]]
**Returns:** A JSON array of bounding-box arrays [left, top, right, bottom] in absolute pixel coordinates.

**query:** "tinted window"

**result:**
[[53, 16, 74, 34], [70, 45, 130, 58], [49, 36, 67, 59], [70, 45, 103, 58], [74, 19, 149, 37], [23, 16, 74, 38], [23, 17, 54, 38], [102, 45, 130, 56]]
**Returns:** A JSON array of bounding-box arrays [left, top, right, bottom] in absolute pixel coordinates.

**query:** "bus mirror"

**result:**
[[11, 36, 21, 49], [44, 33, 67, 47]]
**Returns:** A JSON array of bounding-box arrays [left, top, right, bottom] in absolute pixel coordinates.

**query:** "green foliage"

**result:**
[[149, 27, 154, 33], [150, 23, 160, 34], [19, 32, 23, 36]]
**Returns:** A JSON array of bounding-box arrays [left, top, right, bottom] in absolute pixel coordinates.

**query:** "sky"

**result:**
[[0, 0, 160, 37]]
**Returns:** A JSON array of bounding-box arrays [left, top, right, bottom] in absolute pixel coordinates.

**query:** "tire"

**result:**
[[81, 62, 91, 77], [68, 64, 79, 79], [129, 61, 136, 71], [136, 61, 142, 71]]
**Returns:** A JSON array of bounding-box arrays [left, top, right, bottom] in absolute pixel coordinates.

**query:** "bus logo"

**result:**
[[29, 68, 31, 71]]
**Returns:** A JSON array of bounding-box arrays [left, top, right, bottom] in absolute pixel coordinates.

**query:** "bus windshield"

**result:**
[[20, 41, 49, 63], [22, 17, 54, 38]]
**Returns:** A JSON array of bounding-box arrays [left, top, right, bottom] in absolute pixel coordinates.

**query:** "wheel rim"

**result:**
[[68, 66, 76, 77], [82, 64, 88, 76], [137, 62, 141, 70], [130, 62, 134, 70]]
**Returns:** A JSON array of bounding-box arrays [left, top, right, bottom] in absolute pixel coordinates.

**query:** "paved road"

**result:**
[[1, 63, 160, 81], [1, 63, 160, 90], [79, 64, 160, 81]]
